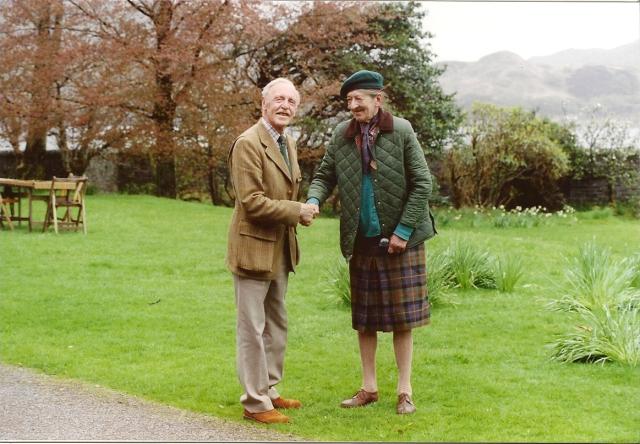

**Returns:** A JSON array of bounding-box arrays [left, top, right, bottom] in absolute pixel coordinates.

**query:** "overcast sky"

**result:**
[[422, 0, 640, 62]]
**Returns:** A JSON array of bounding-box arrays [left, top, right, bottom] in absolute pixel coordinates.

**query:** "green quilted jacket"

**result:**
[[308, 109, 436, 259]]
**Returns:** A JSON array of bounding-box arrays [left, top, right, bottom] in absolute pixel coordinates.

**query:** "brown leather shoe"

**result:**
[[243, 408, 289, 424], [396, 393, 416, 414], [340, 389, 378, 408], [272, 397, 302, 409]]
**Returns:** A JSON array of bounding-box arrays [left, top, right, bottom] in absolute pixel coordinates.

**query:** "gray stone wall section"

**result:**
[[85, 153, 118, 193]]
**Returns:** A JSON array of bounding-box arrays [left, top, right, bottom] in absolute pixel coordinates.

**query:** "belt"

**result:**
[[354, 234, 389, 256]]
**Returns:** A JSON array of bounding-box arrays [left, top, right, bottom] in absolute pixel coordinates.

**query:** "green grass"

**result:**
[[1, 194, 639, 442]]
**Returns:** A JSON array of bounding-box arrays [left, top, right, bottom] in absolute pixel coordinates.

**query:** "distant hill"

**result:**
[[436, 40, 640, 120], [529, 40, 640, 69]]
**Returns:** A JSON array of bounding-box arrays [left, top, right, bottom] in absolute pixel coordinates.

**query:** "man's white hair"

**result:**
[[262, 78, 299, 100]]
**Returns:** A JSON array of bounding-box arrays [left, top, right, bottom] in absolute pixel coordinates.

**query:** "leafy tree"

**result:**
[[245, 1, 461, 192], [0, 0, 65, 178], [350, 1, 463, 157], [1, 0, 461, 204], [245, 2, 380, 183], [65, 0, 265, 198]]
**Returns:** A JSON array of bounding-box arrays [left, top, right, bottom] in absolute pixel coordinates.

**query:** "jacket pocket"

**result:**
[[237, 221, 277, 272], [239, 220, 277, 241]]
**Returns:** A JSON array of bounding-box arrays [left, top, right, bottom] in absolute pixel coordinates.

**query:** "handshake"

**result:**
[[299, 203, 320, 226]]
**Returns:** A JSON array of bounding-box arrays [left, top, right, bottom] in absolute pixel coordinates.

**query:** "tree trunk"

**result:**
[[22, 128, 48, 179], [151, 0, 177, 198], [155, 155, 177, 198], [205, 145, 224, 205], [21, 1, 63, 179]]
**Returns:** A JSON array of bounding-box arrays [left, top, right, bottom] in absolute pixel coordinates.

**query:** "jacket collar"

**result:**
[[256, 120, 293, 182], [344, 108, 394, 139]]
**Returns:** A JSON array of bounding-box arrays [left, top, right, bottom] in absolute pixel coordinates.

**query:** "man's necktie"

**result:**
[[277, 135, 291, 173]]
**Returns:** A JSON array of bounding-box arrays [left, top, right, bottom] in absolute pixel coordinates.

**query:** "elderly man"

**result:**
[[227, 78, 318, 424], [307, 70, 436, 415]]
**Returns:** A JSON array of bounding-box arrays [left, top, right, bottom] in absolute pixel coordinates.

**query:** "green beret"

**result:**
[[340, 70, 384, 98]]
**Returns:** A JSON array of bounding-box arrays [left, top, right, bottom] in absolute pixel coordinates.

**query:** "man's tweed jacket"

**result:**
[[226, 121, 302, 280]]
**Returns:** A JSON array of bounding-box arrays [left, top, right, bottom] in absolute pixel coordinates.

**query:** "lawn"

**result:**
[[1, 194, 639, 442]]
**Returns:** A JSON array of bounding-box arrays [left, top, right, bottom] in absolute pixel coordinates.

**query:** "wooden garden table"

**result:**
[[0, 178, 77, 231]]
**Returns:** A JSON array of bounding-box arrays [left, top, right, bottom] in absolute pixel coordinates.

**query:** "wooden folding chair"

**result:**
[[43, 176, 88, 234], [0, 192, 16, 230]]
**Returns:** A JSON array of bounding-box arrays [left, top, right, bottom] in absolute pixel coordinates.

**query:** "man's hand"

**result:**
[[387, 234, 408, 254], [299, 203, 319, 226]]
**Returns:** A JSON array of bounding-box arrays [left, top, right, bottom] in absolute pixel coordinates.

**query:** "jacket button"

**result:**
[[377, 201, 381, 205]]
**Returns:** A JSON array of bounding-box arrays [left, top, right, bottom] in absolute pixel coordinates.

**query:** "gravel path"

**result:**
[[0, 364, 301, 441]]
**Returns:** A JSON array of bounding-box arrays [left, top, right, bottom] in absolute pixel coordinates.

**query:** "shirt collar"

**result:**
[[261, 118, 282, 144]]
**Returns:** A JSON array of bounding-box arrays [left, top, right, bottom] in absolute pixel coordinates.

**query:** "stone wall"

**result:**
[[561, 157, 640, 206], [84, 153, 119, 193]]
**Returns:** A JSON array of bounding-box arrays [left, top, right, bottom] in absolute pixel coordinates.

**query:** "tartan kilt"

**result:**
[[349, 242, 430, 332]]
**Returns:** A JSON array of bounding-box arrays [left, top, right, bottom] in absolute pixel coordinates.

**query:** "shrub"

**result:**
[[324, 258, 351, 308], [494, 255, 525, 293], [548, 241, 640, 313], [444, 238, 495, 290], [426, 250, 456, 306], [550, 306, 640, 367], [548, 241, 640, 367]]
